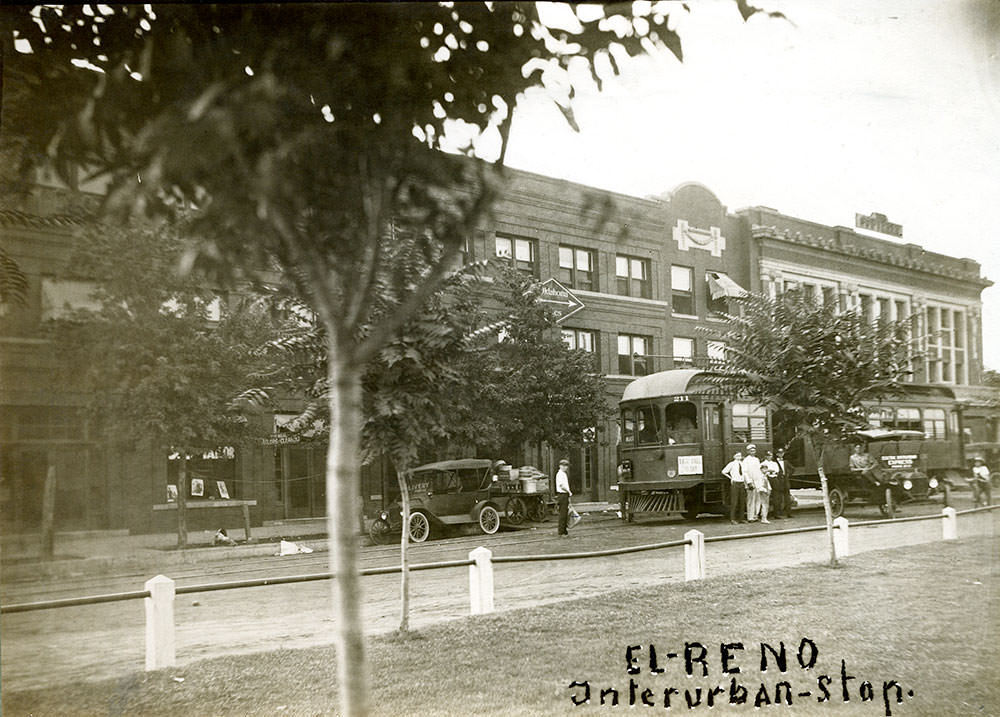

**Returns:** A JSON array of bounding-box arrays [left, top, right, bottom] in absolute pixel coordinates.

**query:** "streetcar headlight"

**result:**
[[928, 478, 939, 489], [903, 479, 913, 491]]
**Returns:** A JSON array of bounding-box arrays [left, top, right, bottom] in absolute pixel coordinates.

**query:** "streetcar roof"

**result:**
[[853, 428, 925, 441], [620, 369, 711, 403], [412, 459, 492, 473]]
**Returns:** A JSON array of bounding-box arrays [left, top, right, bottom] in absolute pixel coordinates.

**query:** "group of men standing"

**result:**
[[722, 443, 793, 524]]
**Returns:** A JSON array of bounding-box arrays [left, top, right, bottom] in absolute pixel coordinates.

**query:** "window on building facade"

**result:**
[[877, 297, 891, 323], [562, 327, 600, 370], [860, 293, 873, 323], [558, 246, 596, 291], [672, 336, 694, 367], [616, 255, 650, 299], [706, 272, 732, 317], [617, 333, 649, 375], [953, 310, 965, 384], [671, 265, 694, 315], [822, 286, 836, 307], [495, 235, 536, 275], [940, 309, 953, 382]]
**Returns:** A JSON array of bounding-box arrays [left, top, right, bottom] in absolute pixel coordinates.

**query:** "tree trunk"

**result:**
[[40, 459, 57, 560], [815, 444, 838, 566], [326, 355, 369, 717], [177, 455, 188, 549], [397, 469, 411, 632]]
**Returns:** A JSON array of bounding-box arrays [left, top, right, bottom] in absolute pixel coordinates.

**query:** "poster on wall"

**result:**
[[190, 478, 205, 497], [216, 481, 230, 499], [166, 484, 178, 503]]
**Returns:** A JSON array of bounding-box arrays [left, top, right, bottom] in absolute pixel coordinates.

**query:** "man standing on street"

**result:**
[[772, 447, 793, 519], [742, 444, 768, 523], [722, 452, 746, 524], [556, 458, 572, 536]]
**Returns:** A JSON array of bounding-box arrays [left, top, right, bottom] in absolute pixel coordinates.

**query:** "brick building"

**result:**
[[2, 167, 996, 534]]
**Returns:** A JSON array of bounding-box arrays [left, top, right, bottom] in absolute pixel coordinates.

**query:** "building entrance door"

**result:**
[[280, 446, 326, 519]]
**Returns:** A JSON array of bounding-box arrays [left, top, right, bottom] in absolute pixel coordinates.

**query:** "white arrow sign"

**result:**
[[536, 278, 585, 323]]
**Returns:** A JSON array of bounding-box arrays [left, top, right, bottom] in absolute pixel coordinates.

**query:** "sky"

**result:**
[[489, 0, 1000, 370]]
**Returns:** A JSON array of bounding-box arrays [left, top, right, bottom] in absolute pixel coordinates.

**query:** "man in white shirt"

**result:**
[[742, 444, 769, 523], [722, 452, 746, 524], [555, 459, 572, 536]]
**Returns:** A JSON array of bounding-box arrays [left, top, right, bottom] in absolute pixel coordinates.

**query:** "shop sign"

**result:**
[[855, 212, 903, 238]]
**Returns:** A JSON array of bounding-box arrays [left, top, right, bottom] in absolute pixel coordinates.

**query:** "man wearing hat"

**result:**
[[971, 457, 992, 507], [555, 458, 572, 536]]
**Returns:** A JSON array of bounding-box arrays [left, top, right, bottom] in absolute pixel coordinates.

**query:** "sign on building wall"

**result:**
[[855, 212, 903, 238], [537, 278, 585, 323], [673, 220, 726, 257]]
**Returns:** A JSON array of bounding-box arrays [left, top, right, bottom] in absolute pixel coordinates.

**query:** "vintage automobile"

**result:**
[[785, 428, 939, 517], [368, 459, 506, 544]]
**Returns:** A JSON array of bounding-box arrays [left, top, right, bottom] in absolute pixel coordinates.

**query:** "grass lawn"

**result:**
[[4, 537, 997, 716]]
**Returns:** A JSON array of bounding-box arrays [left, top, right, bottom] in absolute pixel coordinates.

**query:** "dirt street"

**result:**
[[3, 504, 994, 693]]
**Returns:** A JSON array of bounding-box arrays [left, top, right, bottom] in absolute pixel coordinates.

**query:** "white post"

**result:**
[[684, 529, 705, 581], [469, 547, 494, 615], [942, 507, 958, 541], [145, 575, 176, 670], [833, 516, 849, 558]]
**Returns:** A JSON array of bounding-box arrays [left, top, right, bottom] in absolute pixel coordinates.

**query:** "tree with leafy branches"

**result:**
[[448, 264, 611, 462], [705, 288, 920, 565], [50, 221, 283, 547], [3, 3, 782, 711]]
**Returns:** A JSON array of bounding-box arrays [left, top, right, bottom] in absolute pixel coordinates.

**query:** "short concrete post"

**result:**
[[469, 547, 494, 615], [145, 575, 176, 670], [833, 516, 849, 558], [684, 529, 705, 581], [942, 507, 957, 541]]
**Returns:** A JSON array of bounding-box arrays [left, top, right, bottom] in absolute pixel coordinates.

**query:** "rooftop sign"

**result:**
[[855, 212, 903, 238], [536, 277, 584, 323]]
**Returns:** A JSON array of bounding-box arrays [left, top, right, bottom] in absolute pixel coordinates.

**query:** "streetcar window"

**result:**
[[732, 403, 768, 442], [923, 408, 946, 439], [703, 404, 721, 442], [893, 407, 922, 432], [665, 402, 698, 444], [636, 405, 660, 445], [621, 410, 636, 445], [867, 407, 892, 428]]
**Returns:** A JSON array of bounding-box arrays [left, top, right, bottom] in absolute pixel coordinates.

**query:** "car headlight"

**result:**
[[903, 479, 913, 491], [928, 478, 938, 489]]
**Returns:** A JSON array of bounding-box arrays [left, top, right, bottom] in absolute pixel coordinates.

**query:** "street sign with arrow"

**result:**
[[536, 277, 585, 323]]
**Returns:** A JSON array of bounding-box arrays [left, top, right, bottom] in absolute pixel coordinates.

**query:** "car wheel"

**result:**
[[408, 511, 430, 543], [829, 487, 845, 518], [528, 498, 548, 522], [479, 505, 500, 534], [505, 497, 527, 525], [368, 518, 391, 545], [683, 489, 703, 520]]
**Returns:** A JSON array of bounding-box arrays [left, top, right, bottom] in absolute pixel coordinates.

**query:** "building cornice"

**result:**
[[752, 224, 992, 288]]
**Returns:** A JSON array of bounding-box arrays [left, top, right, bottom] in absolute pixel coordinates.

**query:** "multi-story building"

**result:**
[[2, 167, 996, 534]]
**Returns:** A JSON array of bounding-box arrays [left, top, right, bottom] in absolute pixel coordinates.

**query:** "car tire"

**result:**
[[408, 511, 430, 543], [478, 505, 500, 535]]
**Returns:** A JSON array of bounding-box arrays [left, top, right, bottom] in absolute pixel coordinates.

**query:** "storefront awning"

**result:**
[[707, 272, 746, 300]]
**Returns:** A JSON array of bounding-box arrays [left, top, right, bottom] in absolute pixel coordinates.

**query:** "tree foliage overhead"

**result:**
[[51, 221, 281, 452], [706, 290, 919, 441]]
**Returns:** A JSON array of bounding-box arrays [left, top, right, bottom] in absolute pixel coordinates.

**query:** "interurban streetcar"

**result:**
[[617, 369, 972, 521], [616, 369, 771, 521]]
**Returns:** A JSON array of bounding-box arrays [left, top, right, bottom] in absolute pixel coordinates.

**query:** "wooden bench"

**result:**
[[153, 500, 258, 540]]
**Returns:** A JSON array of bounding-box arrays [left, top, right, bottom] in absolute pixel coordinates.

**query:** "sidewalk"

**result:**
[[0, 503, 624, 583]]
